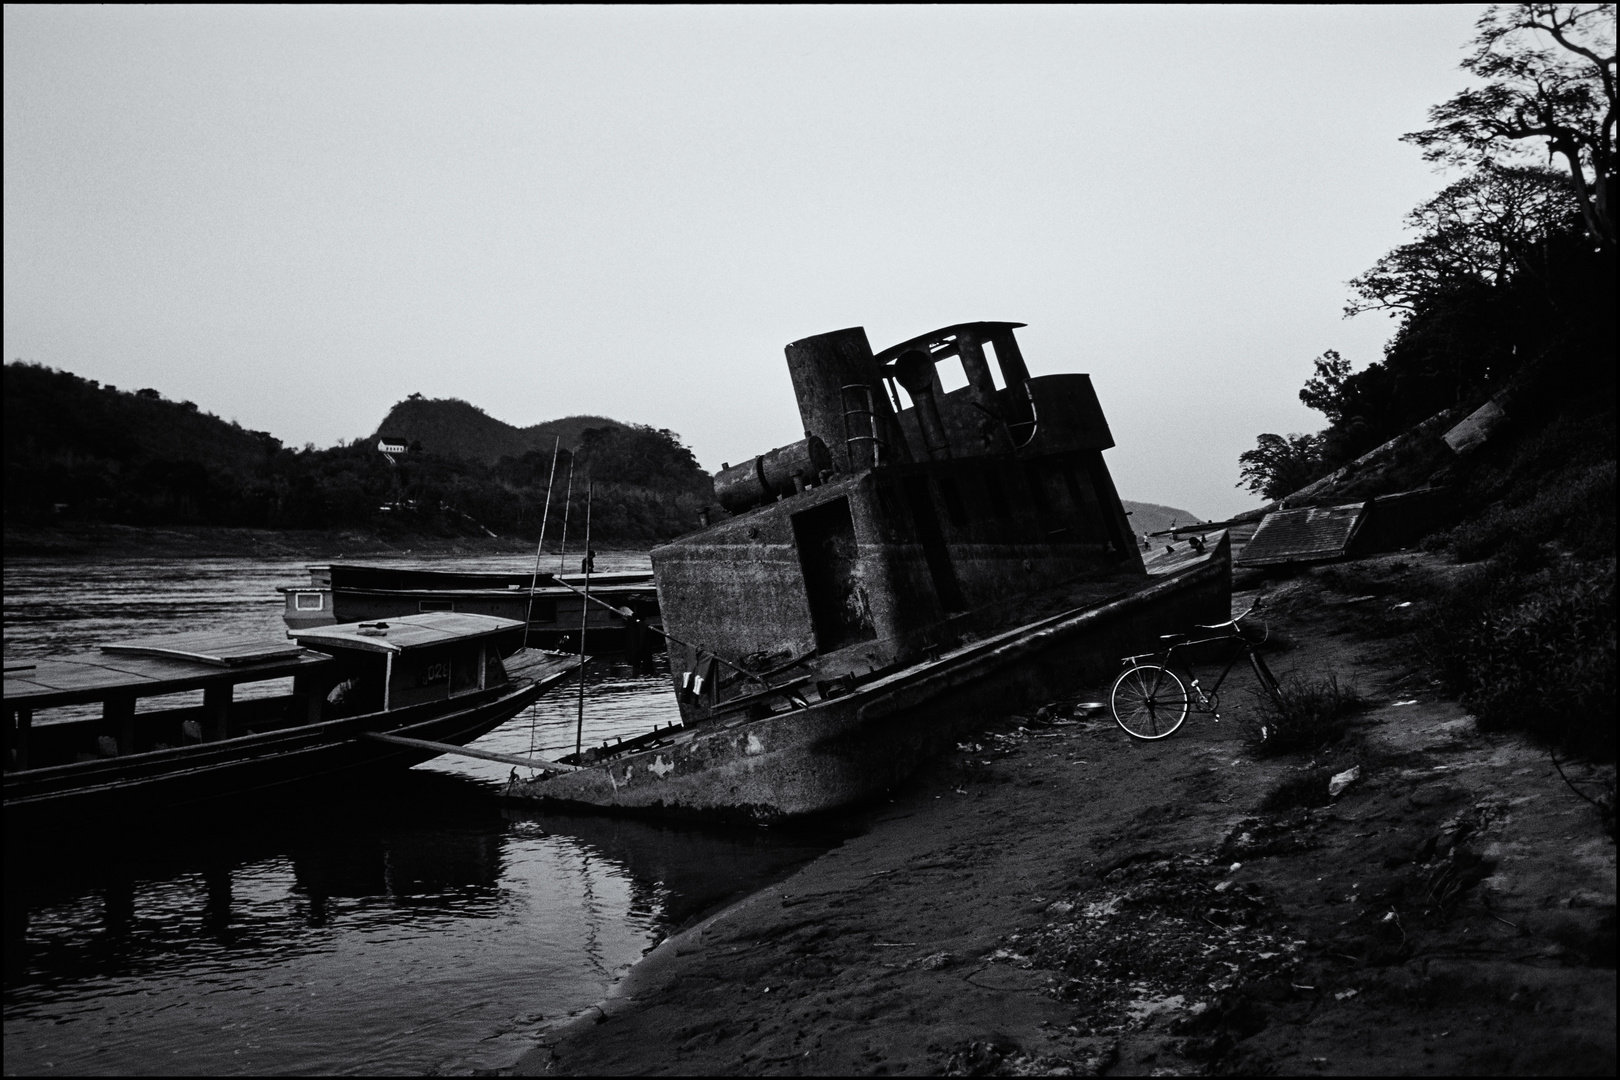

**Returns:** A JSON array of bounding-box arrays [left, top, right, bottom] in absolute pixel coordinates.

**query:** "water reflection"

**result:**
[[5, 770, 839, 1076], [4, 554, 842, 1075]]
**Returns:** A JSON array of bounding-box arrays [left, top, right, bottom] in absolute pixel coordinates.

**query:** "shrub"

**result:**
[[1448, 460, 1616, 563], [1244, 673, 1367, 756], [1418, 559, 1616, 758]]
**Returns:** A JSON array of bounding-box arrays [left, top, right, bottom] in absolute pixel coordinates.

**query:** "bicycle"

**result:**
[[1109, 598, 1283, 740]]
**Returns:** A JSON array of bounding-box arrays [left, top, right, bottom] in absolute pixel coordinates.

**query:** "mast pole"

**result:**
[[574, 478, 593, 760], [556, 457, 576, 576], [523, 436, 562, 650]]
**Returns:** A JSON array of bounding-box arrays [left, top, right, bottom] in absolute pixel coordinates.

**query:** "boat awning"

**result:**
[[4, 647, 334, 710], [291, 611, 525, 655]]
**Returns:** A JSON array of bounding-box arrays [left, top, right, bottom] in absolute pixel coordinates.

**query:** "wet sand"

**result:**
[[517, 556, 1615, 1076]]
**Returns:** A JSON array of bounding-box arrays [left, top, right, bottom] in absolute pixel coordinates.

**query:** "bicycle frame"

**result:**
[[1129, 629, 1280, 718]]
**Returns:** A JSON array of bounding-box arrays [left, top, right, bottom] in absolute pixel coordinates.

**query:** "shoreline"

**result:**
[[514, 556, 1615, 1076], [2, 523, 634, 561]]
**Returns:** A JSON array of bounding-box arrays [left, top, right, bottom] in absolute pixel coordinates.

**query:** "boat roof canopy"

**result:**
[[4, 645, 334, 710], [873, 322, 1027, 369], [292, 611, 524, 655]]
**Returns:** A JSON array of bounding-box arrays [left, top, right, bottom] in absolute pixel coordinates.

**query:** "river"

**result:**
[[2, 553, 841, 1075]]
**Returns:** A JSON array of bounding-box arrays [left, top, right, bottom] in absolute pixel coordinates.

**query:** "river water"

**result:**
[[3, 553, 841, 1076]]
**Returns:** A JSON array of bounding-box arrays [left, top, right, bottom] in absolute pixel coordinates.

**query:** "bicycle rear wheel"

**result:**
[[1110, 664, 1190, 740]]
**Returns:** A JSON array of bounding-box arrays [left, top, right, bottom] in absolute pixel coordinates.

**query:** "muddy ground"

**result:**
[[515, 554, 1615, 1076]]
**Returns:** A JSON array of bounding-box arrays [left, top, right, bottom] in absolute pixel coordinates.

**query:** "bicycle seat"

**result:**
[[1158, 632, 1189, 643]]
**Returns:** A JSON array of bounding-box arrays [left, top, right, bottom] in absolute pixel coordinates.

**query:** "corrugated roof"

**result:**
[[103, 632, 304, 667], [4, 650, 333, 709], [1235, 503, 1368, 566], [292, 611, 523, 655]]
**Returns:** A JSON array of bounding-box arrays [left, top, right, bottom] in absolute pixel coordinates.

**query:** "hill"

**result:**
[[2, 363, 713, 544], [372, 395, 620, 465], [1120, 500, 1203, 540]]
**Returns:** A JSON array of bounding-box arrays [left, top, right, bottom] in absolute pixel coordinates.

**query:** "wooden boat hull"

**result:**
[[6, 671, 568, 826], [503, 536, 1229, 823]]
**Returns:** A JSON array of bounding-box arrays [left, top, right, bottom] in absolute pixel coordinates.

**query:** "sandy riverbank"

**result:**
[[514, 555, 1615, 1076]]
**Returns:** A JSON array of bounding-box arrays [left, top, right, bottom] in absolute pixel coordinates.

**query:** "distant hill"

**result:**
[[3, 364, 713, 543], [372, 396, 619, 465], [1120, 500, 1205, 539]]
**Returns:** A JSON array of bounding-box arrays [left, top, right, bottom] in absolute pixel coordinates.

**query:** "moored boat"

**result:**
[[279, 564, 659, 656], [4, 612, 581, 825], [502, 322, 1231, 822]]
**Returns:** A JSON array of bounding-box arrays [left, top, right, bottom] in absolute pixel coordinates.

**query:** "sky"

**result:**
[[4, 5, 1488, 519]]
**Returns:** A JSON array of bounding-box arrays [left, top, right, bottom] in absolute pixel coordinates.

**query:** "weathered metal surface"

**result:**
[[1234, 503, 1369, 566], [784, 327, 912, 473], [507, 320, 1206, 823], [714, 436, 833, 512], [504, 535, 1230, 822]]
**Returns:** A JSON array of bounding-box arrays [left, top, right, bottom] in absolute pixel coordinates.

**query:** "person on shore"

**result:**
[[581, 549, 596, 573]]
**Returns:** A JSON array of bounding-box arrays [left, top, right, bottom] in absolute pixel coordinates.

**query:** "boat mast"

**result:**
[[523, 436, 562, 651], [574, 478, 593, 759], [556, 457, 576, 575]]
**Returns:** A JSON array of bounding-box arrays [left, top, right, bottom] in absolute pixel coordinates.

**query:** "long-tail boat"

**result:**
[[279, 565, 659, 656], [501, 322, 1230, 823], [4, 612, 580, 825]]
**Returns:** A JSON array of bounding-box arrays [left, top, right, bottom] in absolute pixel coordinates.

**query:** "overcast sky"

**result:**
[[5, 5, 1486, 518]]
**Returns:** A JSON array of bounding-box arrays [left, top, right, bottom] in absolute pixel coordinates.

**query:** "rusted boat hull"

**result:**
[[503, 536, 1229, 823]]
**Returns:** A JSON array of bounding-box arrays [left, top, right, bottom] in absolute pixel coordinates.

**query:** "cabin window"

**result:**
[[418, 599, 455, 612], [980, 339, 1007, 390], [983, 468, 1011, 519], [937, 360, 971, 396], [295, 592, 324, 611], [937, 476, 968, 529]]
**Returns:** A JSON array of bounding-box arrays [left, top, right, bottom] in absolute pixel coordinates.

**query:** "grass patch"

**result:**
[[1244, 673, 1368, 756], [1417, 557, 1616, 759], [1447, 460, 1615, 565]]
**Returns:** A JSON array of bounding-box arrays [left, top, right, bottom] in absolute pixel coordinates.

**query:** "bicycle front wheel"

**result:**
[[1110, 664, 1190, 740]]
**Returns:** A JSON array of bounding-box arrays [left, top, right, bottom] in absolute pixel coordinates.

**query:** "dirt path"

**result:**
[[516, 557, 1615, 1076]]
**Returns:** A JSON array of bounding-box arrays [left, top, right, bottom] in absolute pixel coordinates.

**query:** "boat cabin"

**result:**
[[291, 611, 523, 714], [4, 613, 524, 772], [651, 322, 1146, 724]]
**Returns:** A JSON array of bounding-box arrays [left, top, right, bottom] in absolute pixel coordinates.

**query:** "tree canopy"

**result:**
[[1403, 3, 1616, 253], [1237, 4, 1616, 503]]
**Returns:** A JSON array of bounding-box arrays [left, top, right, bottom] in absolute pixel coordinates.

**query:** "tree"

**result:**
[[1298, 350, 1354, 424], [1345, 164, 1583, 315], [1403, 4, 1616, 254], [1237, 432, 1325, 501]]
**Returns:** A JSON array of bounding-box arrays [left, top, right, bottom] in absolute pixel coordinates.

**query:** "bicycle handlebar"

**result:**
[[1193, 595, 1266, 633]]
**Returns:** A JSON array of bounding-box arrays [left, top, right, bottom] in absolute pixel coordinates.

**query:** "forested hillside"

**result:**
[[373, 394, 619, 464], [3, 366, 713, 544]]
